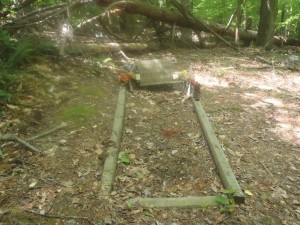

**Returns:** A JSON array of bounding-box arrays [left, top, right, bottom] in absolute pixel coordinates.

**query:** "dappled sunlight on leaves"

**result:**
[[200, 75, 229, 88]]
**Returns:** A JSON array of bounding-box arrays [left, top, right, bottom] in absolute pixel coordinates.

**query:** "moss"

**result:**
[[78, 85, 106, 98], [61, 104, 97, 123]]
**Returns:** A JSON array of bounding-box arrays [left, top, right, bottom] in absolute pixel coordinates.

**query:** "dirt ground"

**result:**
[[0, 47, 299, 225]]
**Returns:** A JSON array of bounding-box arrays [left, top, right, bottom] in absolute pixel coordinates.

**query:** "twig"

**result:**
[[0, 134, 41, 153], [27, 122, 68, 142], [278, 88, 300, 100], [255, 56, 274, 66], [117, 50, 131, 61], [259, 160, 273, 177], [24, 210, 97, 225]]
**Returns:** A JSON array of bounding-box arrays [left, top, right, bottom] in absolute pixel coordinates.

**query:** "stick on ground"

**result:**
[[27, 122, 67, 141], [0, 134, 41, 153]]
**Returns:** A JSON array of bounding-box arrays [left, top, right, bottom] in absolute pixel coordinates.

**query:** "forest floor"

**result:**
[[0, 47, 299, 225]]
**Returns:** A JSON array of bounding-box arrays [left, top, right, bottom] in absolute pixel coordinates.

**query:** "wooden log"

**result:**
[[100, 85, 126, 196], [130, 196, 221, 208], [65, 42, 153, 55], [191, 98, 245, 203]]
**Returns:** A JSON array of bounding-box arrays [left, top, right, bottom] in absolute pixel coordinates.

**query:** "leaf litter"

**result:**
[[0, 48, 299, 224]]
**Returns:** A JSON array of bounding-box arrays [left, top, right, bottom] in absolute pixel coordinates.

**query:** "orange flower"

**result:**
[[118, 72, 133, 83]]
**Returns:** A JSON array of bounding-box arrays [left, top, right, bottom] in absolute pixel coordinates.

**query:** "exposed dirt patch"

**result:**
[[1, 47, 299, 225]]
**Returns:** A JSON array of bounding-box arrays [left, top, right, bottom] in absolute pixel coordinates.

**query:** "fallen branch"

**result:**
[[27, 122, 68, 142], [278, 88, 300, 100], [169, 0, 240, 53], [24, 210, 96, 225], [0, 134, 41, 153], [259, 160, 273, 177]]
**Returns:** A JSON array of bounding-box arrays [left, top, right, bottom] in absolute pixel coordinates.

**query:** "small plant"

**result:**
[[0, 29, 56, 103], [126, 201, 132, 210], [0, 91, 12, 103], [118, 151, 131, 164], [216, 189, 236, 213]]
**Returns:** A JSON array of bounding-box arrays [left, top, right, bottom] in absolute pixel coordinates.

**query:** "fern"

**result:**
[[0, 91, 12, 103], [5, 40, 35, 69], [0, 29, 56, 103]]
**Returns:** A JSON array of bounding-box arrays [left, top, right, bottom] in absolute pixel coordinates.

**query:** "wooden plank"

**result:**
[[130, 196, 221, 208], [192, 98, 245, 203], [100, 85, 126, 196]]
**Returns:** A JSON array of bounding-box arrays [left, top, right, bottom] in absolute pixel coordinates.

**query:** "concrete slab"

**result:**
[[135, 58, 180, 86]]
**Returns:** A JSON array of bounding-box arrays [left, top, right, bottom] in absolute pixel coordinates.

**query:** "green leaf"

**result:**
[[228, 204, 235, 212], [144, 211, 153, 217], [245, 190, 253, 196], [216, 195, 229, 205], [0, 91, 12, 102], [126, 201, 132, 210], [118, 152, 130, 164]]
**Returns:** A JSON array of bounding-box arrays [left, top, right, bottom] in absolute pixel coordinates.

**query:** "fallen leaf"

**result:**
[[6, 104, 19, 110], [245, 190, 253, 196], [29, 180, 38, 188], [62, 181, 74, 187], [125, 128, 133, 134]]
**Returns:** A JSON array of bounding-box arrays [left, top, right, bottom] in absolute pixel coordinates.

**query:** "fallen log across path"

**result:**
[[95, 0, 299, 47]]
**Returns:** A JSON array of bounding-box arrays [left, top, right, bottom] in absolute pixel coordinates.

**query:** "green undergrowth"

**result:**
[[78, 85, 106, 98], [60, 104, 97, 124], [0, 29, 57, 103]]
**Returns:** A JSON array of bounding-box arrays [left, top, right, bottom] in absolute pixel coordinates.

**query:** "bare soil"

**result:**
[[0, 47, 299, 225]]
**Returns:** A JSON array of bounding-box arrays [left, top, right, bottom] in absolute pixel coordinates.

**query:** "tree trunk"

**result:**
[[235, 0, 244, 45], [256, 0, 278, 50]]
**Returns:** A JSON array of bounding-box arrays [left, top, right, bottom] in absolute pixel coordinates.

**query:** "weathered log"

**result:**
[[65, 42, 154, 55], [100, 85, 126, 196]]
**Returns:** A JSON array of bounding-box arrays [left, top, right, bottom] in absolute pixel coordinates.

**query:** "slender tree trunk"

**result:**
[[235, 0, 244, 45], [256, 0, 278, 50], [280, 4, 287, 37]]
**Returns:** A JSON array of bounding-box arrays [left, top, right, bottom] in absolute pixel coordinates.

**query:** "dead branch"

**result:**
[[27, 122, 67, 142], [97, 13, 131, 42], [2, 0, 83, 33], [20, 3, 66, 21], [24, 210, 97, 225], [76, 14, 101, 30], [169, 0, 241, 53], [0, 134, 41, 153], [225, 9, 237, 31], [259, 160, 273, 177], [278, 88, 300, 100], [255, 55, 274, 65]]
